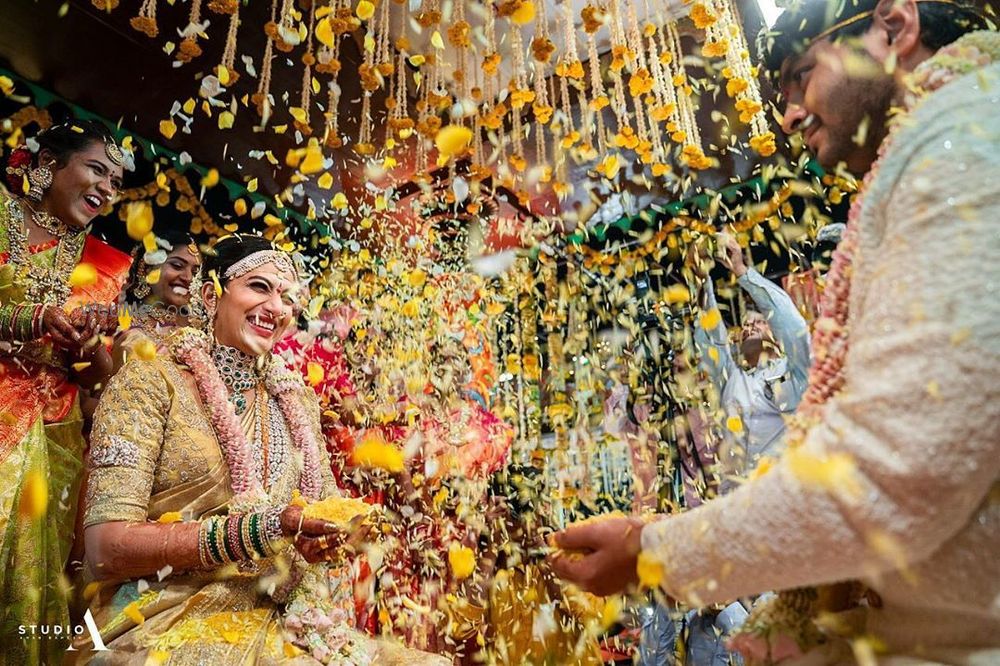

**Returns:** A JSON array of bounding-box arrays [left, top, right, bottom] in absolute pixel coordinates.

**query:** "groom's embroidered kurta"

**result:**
[[641, 52, 1000, 661]]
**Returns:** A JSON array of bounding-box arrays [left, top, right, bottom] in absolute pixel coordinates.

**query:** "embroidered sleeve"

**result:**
[[84, 358, 171, 527]]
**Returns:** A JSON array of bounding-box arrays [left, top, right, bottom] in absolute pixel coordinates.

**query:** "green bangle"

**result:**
[[247, 512, 268, 559], [0, 304, 14, 340], [220, 515, 240, 563], [14, 304, 33, 341], [206, 518, 226, 565]]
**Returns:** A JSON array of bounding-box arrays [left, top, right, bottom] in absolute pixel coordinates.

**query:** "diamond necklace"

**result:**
[[211, 343, 266, 415]]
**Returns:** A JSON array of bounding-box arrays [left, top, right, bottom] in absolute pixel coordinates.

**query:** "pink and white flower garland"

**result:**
[[787, 31, 999, 445], [171, 328, 324, 506]]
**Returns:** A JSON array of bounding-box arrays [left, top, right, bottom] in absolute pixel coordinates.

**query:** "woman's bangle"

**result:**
[[263, 506, 287, 555], [0, 304, 14, 340], [32, 304, 46, 339], [0, 303, 47, 342], [198, 509, 287, 568]]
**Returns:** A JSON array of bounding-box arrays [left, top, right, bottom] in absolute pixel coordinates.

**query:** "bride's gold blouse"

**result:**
[[85, 353, 333, 528]]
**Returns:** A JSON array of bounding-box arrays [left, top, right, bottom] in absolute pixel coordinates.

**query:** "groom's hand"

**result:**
[[547, 515, 645, 596]]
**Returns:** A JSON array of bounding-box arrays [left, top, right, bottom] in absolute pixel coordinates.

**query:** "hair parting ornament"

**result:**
[[222, 250, 298, 282]]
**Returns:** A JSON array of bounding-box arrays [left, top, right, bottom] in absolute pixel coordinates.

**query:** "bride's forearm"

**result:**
[[86, 508, 292, 582], [84, 521, 201, 582]]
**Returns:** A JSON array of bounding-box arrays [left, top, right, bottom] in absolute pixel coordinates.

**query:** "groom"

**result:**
[[549, 0, 1000, 661]]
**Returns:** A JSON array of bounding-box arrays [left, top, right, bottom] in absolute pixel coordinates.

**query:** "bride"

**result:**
[[76, 235, 445, 664]]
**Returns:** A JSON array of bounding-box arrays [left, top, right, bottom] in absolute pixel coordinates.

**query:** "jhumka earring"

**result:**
[[26, 164, 53, 203], [133, 264, 151, 299]]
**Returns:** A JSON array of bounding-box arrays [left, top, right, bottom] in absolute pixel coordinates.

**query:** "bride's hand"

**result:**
[[280, 504, 344, 563]]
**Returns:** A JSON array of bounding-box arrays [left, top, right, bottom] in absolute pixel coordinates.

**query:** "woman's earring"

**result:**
[[26, 164, 53, 202], [132, 262, 151, 299]]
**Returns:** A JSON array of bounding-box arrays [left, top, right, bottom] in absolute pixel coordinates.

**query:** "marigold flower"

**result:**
[[689, 3, 717, 29]]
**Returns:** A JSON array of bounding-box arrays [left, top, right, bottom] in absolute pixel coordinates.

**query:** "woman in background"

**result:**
[[112, 227, 201, 370], [0, 120, 130, 662]]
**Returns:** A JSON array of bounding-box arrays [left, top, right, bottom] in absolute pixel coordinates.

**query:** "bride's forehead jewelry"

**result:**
[[104, 141, 125, 167], [223, 250, 298, 282]]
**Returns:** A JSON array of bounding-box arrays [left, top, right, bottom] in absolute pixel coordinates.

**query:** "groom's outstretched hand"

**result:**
[[547, 515, 645, 597]]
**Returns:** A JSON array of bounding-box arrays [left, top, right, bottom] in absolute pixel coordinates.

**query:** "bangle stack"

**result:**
[[0, 303, 45, 342], [198, 507, 288, 568]]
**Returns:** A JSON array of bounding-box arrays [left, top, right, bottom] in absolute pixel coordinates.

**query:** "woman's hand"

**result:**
[[43, 305, 82, 349], [70, 305, 118, 351], [280, 504, 370, 564]]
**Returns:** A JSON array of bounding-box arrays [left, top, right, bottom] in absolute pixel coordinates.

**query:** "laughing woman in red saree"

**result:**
[[0, 121, 131, 662]]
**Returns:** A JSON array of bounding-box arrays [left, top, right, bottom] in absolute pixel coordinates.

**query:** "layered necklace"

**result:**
[[212, 343, 265, 415], [1, 197, 86, 306], [172, 328, 323, 507]]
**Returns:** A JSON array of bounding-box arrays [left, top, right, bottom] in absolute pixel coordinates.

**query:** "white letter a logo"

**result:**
[[65, 608, 109, 652]]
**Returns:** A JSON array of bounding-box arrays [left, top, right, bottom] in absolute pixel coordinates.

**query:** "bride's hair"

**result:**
[[201, 234, 278, 287]]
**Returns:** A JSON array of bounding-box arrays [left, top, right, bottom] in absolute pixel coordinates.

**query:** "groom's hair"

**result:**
[[759, 0, 989, 80]]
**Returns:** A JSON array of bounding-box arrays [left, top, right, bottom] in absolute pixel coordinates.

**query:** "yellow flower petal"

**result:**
[[406, 269, 427, 288], [159, 119, 177, 140], [299, 145, 325, 175], [352, 434, 404, 473], [69, 263, 98, 288], [664, 284, 690, 304], [125, 201, 154, 241], [725, 415, 744, 434], [157, 511, 183, 523], [123, 601, 145, 625], [636, 550, 664, 588], [315, 17, 335, 48], [699, 307, 722, 330], [448, 543, 476, 580], [401, 298, 421, 318], [510, 1, 536, 25], [201, 168, 220, 188], [134, 339, 158, 361], [786, 447, 862, 498], [356, 0, 375, 21], [434, 124, 473, 158], [307, 361, 325, 386], [18, 469, 48, 519], [332, 192, 349, 210], [600, 596, 622, 630], [302, 495, 375, 524]]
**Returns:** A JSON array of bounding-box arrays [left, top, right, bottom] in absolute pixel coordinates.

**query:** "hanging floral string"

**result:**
[[177, 0, 205, 63], [294, 0, 319, 136], [110, 0, 782, 201], [253, 0, 281, 121], [217, 2, 242, 85], [583, 5, 610, 155], [698, 0, 775, 156], [130, 0, 159, 38]]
